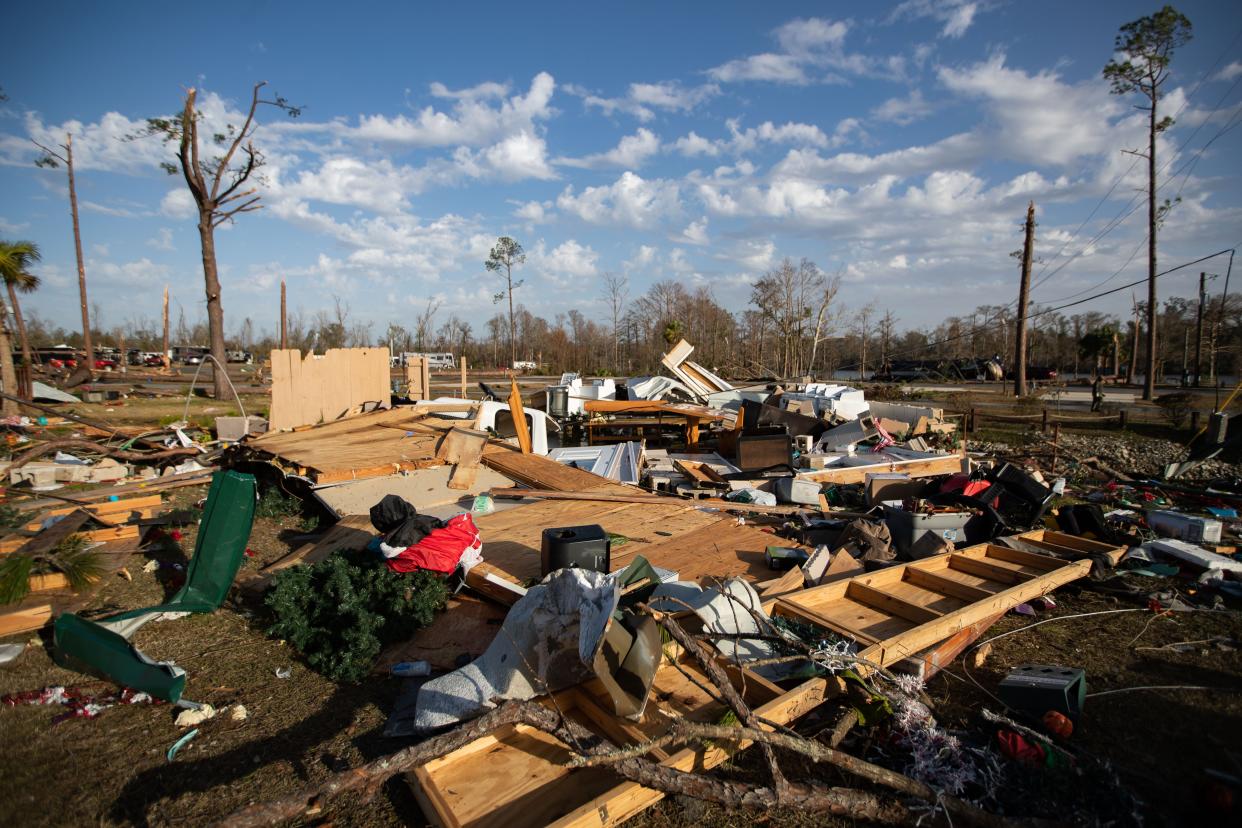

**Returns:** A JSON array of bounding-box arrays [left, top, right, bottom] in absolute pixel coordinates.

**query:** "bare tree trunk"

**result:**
[[1143, 102, 1158, 401], [506, 269, 516, 369], [197, 215, 229, 399], [66, 134, 93, 371], [280, 279, 288, 349], [0, 293, 19, 415], [7, 282, 32, 369]]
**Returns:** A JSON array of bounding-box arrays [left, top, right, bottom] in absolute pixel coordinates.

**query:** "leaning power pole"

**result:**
[[1013, 201, 1035, 397]]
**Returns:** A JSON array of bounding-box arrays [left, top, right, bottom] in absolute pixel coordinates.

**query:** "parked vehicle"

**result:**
[[401, 352, 456, 370], [94, 357, 118, 370], [143, 353, 166, 367]]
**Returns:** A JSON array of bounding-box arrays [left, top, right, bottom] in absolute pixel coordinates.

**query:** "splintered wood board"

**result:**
[[481, 446, 631, 494], [411, 653, 783, 828]]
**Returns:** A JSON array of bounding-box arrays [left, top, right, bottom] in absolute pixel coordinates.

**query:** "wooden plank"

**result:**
[[487, 487, 815, 516], [1016, 529, 1119, 554], [800, 453, 963, 485], [25, 495, 162, 523], [508, 378, 532, 454], [894, 611, 1005, 681], [481, 452, 630, 494], [672, 459, 728, 488], [903, 567, 997, 602], [1, 510, 92, 557], [846, 581, 942, 624], [948, 554, 1036, 585], [0, 603, 52, 636], [28, 573, 71, 592], [983, 545, 1067, 571], [437, 426, 489, 492]]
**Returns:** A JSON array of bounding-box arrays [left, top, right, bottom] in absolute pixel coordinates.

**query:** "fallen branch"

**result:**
[[7, 439, 201, 471], [220, 699, 910, 827], [652, 606, 792, 796]]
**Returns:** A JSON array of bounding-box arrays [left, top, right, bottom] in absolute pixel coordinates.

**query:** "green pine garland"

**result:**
[[265, 548, 448, 682]]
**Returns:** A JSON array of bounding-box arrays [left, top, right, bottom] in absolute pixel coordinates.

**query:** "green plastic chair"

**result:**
[[53, 470, 257, 704]]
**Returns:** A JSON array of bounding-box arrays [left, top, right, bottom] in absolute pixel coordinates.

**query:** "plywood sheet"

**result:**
[[268, 347, 391, 431]]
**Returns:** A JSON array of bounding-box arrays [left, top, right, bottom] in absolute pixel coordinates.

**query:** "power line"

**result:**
[[1027, 24, 1242, 293]]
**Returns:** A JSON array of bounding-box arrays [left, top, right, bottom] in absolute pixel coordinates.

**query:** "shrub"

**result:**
[[255, 488, 302, 519], [265, 549, 448, 682]]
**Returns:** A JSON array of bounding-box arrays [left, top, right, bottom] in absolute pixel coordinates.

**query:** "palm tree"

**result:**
[[0, 240, 42, 369]]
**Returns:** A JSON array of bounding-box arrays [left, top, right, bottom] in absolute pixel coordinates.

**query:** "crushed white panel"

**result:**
[[1143, 538, 1242, 574], [781, 384, 869, 421], [548, 441, 643, 484]]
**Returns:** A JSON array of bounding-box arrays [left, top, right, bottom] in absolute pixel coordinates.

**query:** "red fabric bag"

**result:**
[[384, 512, 482, 574]]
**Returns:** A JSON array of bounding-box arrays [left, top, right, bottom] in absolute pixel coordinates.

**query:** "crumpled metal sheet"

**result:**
[[648, 578, 793, 679]]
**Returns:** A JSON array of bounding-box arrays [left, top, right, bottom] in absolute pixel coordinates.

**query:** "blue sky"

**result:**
[[1, 1, 1240, 342]]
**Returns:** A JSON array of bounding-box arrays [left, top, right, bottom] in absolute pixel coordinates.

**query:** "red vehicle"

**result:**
[[94, 357, 118, 370], [143, 354, 166, 367]]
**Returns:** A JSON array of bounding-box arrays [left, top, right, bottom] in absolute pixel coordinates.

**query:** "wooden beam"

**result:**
[[982, 545, 1067, 572], [800, 453, 962, 485], [948, 554, 1034, 585], [903, 567, 996, 603], [487, 487, 815, 516], [0, 603, 52, 636], [846, 581, 943, 624], [508, 378, 532, 454]]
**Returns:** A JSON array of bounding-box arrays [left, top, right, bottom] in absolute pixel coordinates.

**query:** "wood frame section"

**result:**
[[410, 647, 802, 828], [774, 541, 1125, 670]]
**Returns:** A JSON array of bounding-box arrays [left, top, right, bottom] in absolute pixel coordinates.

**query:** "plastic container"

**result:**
[[391, 660, 431, 677], [882, 505, 972, 558], [540, 524, 610, 576]]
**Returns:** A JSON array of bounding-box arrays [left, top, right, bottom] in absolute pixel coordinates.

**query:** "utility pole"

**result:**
[[162, 286, 170, 370], [1013, 201, 1035, 397], [34, 133, 93, 370], [280, 279, 288, 350], [1126, 295, 1139, 385], [1194, 271, 1206, 386], [1181, 328, 1189, 387]]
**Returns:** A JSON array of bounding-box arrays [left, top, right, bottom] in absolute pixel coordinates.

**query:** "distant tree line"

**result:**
[[17, 263, 1240, 384]]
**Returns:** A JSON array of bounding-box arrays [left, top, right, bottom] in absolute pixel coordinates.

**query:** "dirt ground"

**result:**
[[1, 391, 1240, 827]]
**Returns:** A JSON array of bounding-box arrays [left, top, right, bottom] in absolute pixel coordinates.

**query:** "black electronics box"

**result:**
[[736, 433, 793, 470], [541, 524, 611, 576], [997, 664, 1086, 721]]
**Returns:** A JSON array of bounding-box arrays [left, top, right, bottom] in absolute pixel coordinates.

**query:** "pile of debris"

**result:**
[[2, 342, 1240, 827]]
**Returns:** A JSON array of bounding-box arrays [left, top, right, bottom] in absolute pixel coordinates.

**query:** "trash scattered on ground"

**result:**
[[174, 703, 216, 727]]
